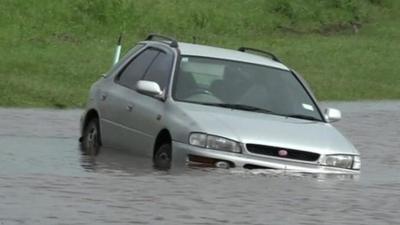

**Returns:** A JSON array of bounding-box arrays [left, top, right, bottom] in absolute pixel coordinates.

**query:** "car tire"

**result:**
[[153, 143, 172, 170], [82, 118, 101, 156]]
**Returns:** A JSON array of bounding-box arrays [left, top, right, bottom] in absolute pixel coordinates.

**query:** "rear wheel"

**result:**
[[82, 118, 101, 156], [153, 143, 172, 170]]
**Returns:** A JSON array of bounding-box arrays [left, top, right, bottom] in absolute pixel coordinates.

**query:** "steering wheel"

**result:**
[[187, 88, 213, 96]]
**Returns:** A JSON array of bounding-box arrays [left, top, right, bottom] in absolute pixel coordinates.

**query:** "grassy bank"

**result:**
[[0, 0, 399, 108]]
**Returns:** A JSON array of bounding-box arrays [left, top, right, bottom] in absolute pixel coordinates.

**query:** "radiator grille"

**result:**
[[246, 144, 320, 162]]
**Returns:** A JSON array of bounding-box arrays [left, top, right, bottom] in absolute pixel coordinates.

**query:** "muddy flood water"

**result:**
[[0, 101, 399, 225]]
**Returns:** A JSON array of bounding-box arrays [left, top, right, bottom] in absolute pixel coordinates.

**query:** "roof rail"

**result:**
[[145, 33, 178, 48], [238, 47, 281, 63]]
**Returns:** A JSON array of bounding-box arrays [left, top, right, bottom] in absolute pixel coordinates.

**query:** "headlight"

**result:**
[[189, 133, 207, 147], [320, 155, 361, 170], [189, 133, 242, 153]]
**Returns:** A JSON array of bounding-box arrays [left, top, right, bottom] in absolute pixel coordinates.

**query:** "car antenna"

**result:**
[[113, 33, 123, 65]]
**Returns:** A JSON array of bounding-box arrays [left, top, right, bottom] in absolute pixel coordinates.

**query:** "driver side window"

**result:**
[[116, 48, 159, 90], [142, 51, 174, 91]]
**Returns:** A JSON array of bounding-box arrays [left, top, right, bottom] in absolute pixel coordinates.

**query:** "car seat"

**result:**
[[174, 71, 198, 99]]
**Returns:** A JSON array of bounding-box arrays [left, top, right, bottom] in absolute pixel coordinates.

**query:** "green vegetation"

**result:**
[[0, 0, 399, 107]]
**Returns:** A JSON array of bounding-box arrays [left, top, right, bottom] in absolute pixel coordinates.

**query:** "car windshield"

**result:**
[[172, 56, 323, 121]]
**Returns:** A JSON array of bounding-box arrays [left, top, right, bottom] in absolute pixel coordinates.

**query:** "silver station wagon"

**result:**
[[80, 34, 360, 174]]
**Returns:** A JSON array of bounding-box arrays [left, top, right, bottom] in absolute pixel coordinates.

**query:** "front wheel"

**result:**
[[153, 143, 172, 170], [81, 118, 101, 156]]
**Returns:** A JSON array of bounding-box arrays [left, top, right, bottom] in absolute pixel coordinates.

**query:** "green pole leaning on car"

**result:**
[[113, 34, 122, 65]]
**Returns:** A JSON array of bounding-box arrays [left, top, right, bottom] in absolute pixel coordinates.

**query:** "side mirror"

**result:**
[[324, 108, 341, 122], [136, 80, 163, 97]]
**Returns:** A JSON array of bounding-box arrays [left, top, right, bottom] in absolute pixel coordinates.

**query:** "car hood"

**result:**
[[174, 102, 358, 155]]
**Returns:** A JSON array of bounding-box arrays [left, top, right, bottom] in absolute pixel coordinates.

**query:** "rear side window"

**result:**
[[142, 52, 173, 90], [116, 48, 159, 89]]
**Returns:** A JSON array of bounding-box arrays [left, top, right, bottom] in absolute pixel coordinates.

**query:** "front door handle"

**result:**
[[101, 93, 107, 101], [126, 105, 134, 112]]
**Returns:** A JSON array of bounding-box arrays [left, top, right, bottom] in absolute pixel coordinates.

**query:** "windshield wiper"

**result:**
[[285, 114, 321, 122], [198, 103, 321, 121], [200, 103, 275, 115]]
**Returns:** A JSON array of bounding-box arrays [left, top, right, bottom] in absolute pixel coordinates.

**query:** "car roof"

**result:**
[[140, 40, 290, 71], [177, 42, 289, 71]]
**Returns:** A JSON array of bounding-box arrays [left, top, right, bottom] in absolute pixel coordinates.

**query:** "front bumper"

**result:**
[[172, 141, 360, 174]]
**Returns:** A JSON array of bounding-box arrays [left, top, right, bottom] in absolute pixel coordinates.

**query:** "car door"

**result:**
[[98, 47, 159, 150], [123, 49, 175, 156]]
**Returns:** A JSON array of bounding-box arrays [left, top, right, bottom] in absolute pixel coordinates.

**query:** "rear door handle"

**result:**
[[126, 105, 134, 112]]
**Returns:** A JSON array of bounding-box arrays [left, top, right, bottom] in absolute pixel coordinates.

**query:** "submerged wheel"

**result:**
[[82, 118, 101, 156], [153, 143, 172, 170]]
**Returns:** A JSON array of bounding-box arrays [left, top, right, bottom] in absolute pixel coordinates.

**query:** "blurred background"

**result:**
[[0, 0, 398, 107]]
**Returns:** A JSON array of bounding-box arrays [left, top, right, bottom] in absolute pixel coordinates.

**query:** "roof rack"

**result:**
[[238, 47, 281, 63], [145, 33, 178, 48]]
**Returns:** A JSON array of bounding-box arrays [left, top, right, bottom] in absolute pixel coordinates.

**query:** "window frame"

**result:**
[[113, 44, 176, 100], [141, 50, 175, 92], [114, 47, 160, 89]]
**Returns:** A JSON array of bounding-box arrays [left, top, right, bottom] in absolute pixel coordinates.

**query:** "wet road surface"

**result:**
[[0, 102, 399, 225]]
